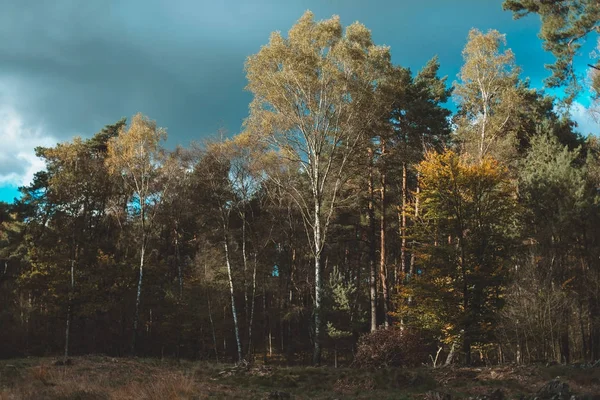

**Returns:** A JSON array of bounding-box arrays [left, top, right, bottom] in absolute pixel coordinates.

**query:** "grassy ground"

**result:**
[[0, 356, 599, 399]]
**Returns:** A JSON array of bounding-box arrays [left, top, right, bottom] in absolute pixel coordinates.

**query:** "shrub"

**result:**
[[353, 327, 431, 368]]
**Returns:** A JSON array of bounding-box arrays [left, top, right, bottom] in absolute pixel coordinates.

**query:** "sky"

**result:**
[[0, 0, 598, 203]]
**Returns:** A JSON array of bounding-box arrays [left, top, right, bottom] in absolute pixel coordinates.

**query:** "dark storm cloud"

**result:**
[[4, 0, 577, 201], [1, 35, 250, 140], [0, 0, 256, 143], [0, 0, 552, 148]]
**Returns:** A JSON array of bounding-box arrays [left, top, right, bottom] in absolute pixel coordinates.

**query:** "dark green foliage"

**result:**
[[503, 0, 600, 97], [3, 9, 600, 370], [499, 134, 600, 364]]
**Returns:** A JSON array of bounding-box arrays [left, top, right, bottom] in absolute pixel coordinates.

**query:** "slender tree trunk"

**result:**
[[132, 240, 146, 355], [175, 224, 183, 358], [380, 163, 390, 328], [280, 315, 285, 353], [175, 226, 183, 300], [286, 247, 296, 362], [334, 343, 338, 368], [368, 148, 377, 332], [65, 298, 72, 358], [26, 293, 31, 351], [247, 252, 258, 359], [579, 301, 587, 361], [445, 341, 457, 366], [406, 173, 420, 307], [460, 236, 471, 366], [479, 92, 488, 160], [242, 214, 249, 327], [590, 298, 600, 360], [64, 245, 77, 360], [498, 344, 503, 365], [560, 308, 570, 364], [207, 284, 218, 363], [223, 308, 228, 353], [263, 285, 269, 364], [410, 173, 420, 278], [400, 162, 408, 281], [1, 261, 7, 283], [224, 232, 243, 363], [313, 197, 323, 365]]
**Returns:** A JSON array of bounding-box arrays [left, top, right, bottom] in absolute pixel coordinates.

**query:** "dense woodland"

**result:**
[[2, 1, 600, 368]]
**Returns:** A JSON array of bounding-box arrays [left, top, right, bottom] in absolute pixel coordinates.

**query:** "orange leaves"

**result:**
[[418, 150, 507, 191], [417, 149, 460, 190], [416, 149, 513, 223]]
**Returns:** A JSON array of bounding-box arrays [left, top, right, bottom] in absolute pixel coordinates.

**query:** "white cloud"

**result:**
[[571, 101, 599, 136], [0, 105, 56, 187]]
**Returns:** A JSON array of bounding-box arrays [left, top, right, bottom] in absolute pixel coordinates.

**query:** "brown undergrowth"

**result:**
[[1, 356, 600, 399], [0, 356, 220, 400]]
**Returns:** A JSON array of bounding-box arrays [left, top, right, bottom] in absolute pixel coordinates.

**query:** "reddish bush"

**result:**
[[354, 327, 431, 368]]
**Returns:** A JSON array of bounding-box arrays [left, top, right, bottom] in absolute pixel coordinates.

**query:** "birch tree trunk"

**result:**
[[132, 239, 146, 355], [242, 215, 249, 327], [445, 341, 457, 366], [247, 252, 258, 359], [313, 197, 323, 365], [223, 231, 243, 363], [368, 149, 377, 332]]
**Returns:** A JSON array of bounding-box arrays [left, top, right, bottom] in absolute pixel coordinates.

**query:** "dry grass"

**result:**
[[1, 356, 600, 399], [0, 357, 218, 400]]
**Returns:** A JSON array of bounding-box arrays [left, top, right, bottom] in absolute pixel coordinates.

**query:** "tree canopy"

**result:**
[[2, 6, 600, 368]]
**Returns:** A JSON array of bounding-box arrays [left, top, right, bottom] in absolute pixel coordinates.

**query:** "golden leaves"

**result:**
[[417, 150, 509, 196], [106, 113, 167, 177], [244, 10, 394, 154]]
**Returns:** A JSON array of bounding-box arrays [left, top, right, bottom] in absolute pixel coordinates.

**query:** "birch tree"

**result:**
[[245, 11, 395, 364], [223, 133, 273, 359], [192, 141, 245, 363], [454, 29, 522, 163], [106, 113, 170, 354]]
